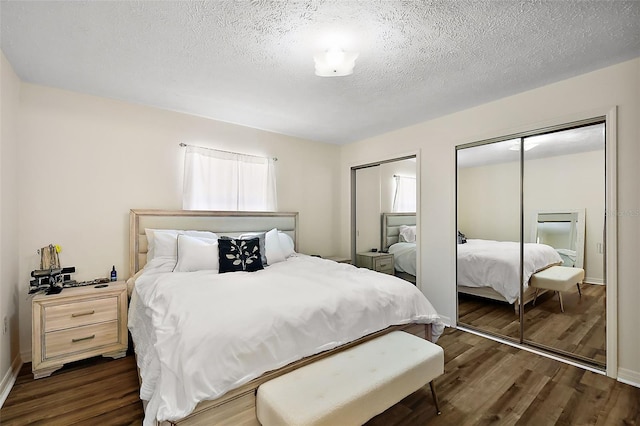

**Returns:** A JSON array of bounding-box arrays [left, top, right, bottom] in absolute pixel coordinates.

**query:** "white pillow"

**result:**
[[174, 235, 219, 272], [145, 229, 218, 260], [146, 229, 179, 260], [152, 230, 182, 259], [278, 232, 295, 258], [265, 228, 286, 265], [144, 257, 180, 273], [398, 225, 417, 243]]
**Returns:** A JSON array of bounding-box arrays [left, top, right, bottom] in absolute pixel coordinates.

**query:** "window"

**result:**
[[392, 175, 416, 212], [182, 146, 277, 211]]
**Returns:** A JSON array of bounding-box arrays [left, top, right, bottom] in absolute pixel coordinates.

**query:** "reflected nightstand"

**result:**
[[355, 252, 394, 275]]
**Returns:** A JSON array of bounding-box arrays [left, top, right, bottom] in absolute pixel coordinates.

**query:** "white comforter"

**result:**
[[129, 255, 443, 424], [457, 239, 562, 304], [388, 242, 417, 276]]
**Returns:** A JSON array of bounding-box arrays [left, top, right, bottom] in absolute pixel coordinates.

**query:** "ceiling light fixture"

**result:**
[[314, 47, 358, 77]]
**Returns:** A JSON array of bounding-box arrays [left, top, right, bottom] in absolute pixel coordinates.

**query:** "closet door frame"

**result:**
[[350, 151, 421, 287], [455, 107, 617, 378]]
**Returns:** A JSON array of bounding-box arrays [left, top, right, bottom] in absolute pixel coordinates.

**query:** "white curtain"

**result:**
[[392, 175, 416, 212], [182, 146, 277, 211]]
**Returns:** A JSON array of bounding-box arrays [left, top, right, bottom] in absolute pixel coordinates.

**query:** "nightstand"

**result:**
[[355, 252, 395, 275], [31, 281, 128, 379]]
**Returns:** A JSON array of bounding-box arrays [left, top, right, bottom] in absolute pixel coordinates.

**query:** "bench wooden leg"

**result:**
[[429, 380, 441, 415], [577, 283, 582, 297]]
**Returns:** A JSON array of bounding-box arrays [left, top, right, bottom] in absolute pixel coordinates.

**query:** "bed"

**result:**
[[456, 238, 563, 310], [127, 209, 444, 425], [382, 213, 417, 284]]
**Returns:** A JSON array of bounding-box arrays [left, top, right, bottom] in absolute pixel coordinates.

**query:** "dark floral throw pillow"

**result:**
[[457, 231, 467, 244], [218, 237, 264, 273]]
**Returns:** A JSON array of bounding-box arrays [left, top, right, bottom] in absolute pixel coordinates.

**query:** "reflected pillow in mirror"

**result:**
[[399, 225, 417, 243]]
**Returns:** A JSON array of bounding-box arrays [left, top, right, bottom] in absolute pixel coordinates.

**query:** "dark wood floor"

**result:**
[[458, 283, 606, 364], [2, 327, 638, 425]]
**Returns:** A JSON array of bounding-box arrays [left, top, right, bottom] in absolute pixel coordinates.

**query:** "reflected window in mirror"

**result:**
[[392, 175, 416, 212]]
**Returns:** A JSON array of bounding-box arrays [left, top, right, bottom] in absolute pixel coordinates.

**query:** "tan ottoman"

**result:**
[[530, 265, 585, 312]]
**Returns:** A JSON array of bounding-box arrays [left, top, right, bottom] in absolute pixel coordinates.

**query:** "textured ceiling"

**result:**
[[1, 1, 639, 144]]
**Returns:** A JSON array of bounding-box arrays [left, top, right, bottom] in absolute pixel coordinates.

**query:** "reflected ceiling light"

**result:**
[[509, 141, 538, 151], [314, 47, 358, 77]]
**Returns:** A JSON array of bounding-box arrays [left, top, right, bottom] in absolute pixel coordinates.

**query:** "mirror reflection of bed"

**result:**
[[456, 122, 606, 367], [382, 213, 417, 284]]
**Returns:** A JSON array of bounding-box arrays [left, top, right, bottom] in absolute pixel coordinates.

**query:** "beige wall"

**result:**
[[340, 58, 640, 381], [17, 84, 341, 360], [458, 160, 521, 242], [0, 52, 21, 395], [458, 150, 605, 282], [355, 166, 381, 253]]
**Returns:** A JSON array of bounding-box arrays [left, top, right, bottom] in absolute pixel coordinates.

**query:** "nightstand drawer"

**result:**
[[374, 257, 394, 272], [44, 297, 118, 332], [45, 321, 119, 359]]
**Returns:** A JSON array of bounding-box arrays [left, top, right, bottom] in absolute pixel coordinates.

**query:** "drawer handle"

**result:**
[[71, 310, 95, 318], [72, 335, 96, 343]]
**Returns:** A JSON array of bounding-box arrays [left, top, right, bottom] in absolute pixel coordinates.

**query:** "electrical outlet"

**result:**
[[2, 316, 7, 335]]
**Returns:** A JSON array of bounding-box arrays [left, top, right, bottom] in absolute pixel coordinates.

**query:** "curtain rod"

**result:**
[[179, 143, 277, 161]]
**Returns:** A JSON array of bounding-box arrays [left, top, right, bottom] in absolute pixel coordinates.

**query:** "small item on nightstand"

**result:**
[[371, 248, 378, 252], [95, 284, 108, 288], [110, 266, 117, 282]]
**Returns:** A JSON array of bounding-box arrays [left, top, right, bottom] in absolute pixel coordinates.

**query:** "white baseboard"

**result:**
[[584, 277, 604, 285], [21, 350, 31, 364], [0, 354, 23, 408], [617, 368, 640, 388]]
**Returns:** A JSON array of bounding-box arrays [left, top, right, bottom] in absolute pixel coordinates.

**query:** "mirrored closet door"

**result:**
[[456, 119, 608, 369], [522, 123, 606, 365], [352, 156, 417, 284], [456, 140, 521, 341]]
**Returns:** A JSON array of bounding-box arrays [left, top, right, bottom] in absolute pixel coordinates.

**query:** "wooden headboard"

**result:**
[[129, 209, 298, 277], [381, 212, 416, 251]]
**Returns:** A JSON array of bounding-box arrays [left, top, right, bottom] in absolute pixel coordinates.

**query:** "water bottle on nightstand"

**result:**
[[110, 265, 117, 282]]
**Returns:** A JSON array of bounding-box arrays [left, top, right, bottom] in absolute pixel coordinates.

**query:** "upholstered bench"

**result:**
[[530, 265, 585, 312], [256, 331, 444, 426]]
